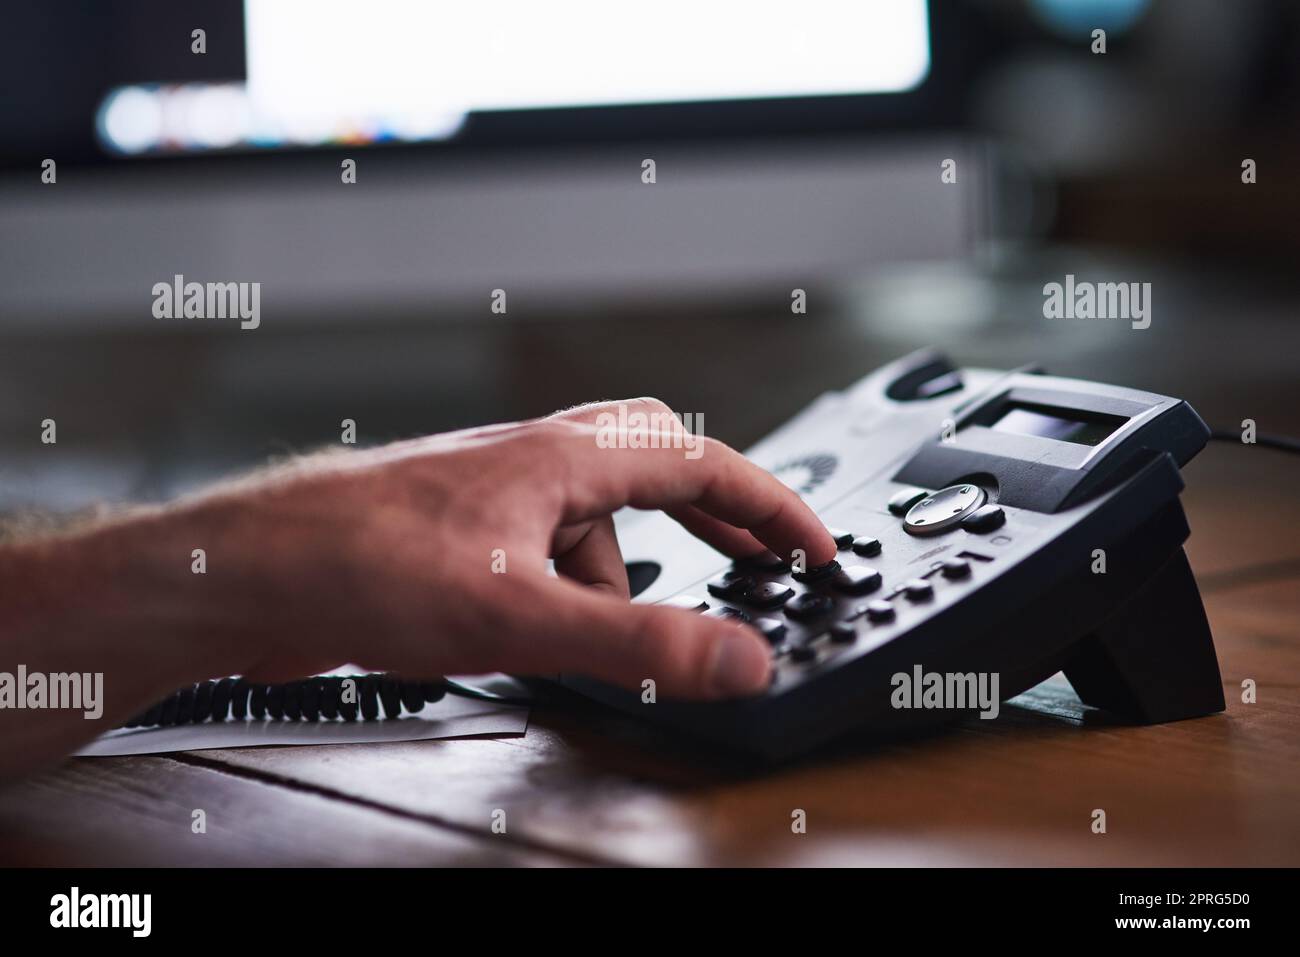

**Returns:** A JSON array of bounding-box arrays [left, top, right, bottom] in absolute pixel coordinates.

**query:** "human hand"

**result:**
[[0, 399, 836, 771], [201, 398, 836, 697]]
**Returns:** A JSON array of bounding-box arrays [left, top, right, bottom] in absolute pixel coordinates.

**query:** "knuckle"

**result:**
[[529, 417, 586, 445], [514, 420, 587, 470]]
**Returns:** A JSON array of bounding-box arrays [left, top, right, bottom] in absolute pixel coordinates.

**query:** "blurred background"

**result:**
[[0, 0, 1297, 513]]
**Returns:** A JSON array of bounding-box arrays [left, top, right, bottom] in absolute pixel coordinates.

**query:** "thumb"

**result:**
[[508, 576, 772, 700]]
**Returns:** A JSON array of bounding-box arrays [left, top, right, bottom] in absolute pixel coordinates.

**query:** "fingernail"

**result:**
[[709, 631, 771, 696]]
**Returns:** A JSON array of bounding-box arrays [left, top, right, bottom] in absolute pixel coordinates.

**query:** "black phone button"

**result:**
[[852, 536, 882, 557], [941, 558, 972, 580], [785, 593, 835, 621], [829, 622, 857, 643], [707, 575, 753, 599], [827, 527, 855, 549], [904, 579, 934, 601], [791, 559, 841, 584], [832, 565, 883, 595], [960, 505, 1006, 534], [789, 643, 818, 663], [755, 618, 787, 644], [744, 581, 795, 608], [888, 487, 930, 515], [865, 599, 896, 622]]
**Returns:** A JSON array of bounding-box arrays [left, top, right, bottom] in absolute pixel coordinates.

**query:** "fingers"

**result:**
[[542, 400, 835, 566], [501, 574, 771, 699], [664, 504, 765, 558], [551, 516, 630, 599]]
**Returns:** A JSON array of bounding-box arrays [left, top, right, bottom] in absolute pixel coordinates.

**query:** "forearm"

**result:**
[[0, 505, 260, 779]]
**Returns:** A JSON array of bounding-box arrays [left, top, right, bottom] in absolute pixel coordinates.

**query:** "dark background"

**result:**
[[0, 0, 1297, 512]]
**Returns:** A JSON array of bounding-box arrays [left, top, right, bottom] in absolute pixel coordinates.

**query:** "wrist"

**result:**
[[0, 506, 259, 717]]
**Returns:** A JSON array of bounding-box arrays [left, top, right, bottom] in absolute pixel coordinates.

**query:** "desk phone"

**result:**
[[561, 351, 1226, 759]]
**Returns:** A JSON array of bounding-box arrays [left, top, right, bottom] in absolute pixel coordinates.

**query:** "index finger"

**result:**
[[539, 411, 837, 567]]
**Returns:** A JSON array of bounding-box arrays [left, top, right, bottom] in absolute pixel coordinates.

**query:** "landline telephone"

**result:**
[[560, 350, 1227, 759], [124, 351, 1229, 762]]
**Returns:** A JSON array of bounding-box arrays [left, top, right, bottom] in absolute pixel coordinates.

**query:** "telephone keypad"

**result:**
[[683, 514, 999, 662], [677, 504, 1009, 673]]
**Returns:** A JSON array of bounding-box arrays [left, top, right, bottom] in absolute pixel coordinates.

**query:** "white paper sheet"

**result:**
[[74, 672, 530, 757]]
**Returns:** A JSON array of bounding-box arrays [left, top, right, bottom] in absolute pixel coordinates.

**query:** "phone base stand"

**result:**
[[1065, 548, 1226, 724]]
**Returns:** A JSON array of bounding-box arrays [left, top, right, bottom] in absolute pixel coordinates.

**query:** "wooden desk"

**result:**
[[1, 443, 1297, 867]]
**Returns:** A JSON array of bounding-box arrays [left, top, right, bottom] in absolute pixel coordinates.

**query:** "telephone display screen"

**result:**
[[989, 403, 1126, 447]]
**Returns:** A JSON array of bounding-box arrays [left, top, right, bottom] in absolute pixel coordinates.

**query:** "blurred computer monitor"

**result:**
[[0, 0, 986, 326]]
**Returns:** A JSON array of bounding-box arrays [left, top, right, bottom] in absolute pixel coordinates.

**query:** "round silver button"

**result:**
[[903, 483, 987, 536]]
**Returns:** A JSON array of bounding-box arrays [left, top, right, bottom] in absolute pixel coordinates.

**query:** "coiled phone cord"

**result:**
[[118, 674, 531, 729]]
